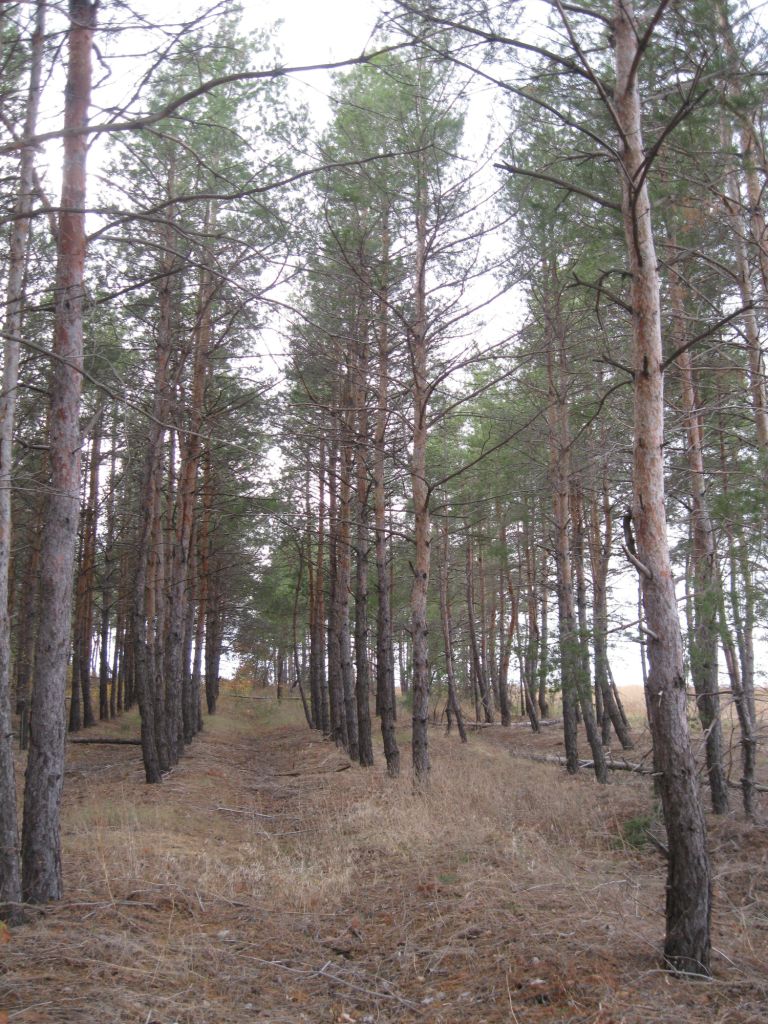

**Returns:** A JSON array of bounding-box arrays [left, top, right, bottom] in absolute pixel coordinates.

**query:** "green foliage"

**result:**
[[618, 814, 655, 851]]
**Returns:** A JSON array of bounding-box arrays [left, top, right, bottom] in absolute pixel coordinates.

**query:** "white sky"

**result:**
[[245, 0, 383, 129], [259, 0, 380, 71]]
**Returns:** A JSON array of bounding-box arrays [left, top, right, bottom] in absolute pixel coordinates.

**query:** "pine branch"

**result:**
[[495, 162, 620, 211]]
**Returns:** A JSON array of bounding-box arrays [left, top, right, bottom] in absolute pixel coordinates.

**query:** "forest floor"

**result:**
[[2, 689, 768, 1024]]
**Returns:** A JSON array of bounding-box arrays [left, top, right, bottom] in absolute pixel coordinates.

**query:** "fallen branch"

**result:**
[[513, 748, 768, 791], [214, 806, 282, 818], [239, 955, 421, 1010], [273, 763, 352, 777], [69, 737, 141, 745], [512, 749, 656, 775], [727, 778, 768, 794], [226, 694, 302, 701], [461, 718, 562, 730]]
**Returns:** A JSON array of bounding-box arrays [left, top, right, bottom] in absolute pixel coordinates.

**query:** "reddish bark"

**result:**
[[22, 0, 97, 904]]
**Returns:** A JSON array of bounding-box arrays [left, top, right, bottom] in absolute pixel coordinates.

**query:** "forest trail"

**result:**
[[3, 695, 767, 1024]]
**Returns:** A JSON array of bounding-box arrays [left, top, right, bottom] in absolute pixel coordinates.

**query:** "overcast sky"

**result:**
[[260, 0, 380, 64], [253, 0, 383, 127]]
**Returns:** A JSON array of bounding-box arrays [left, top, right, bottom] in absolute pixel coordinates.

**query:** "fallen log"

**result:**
[[465, 718, 562, 730], [514, 749, 768, 792], [512, 749, 655, 775], [69, 737, 141, 746], [226, 693, 302, 701], [727, 778, 768, 794], [273, 763, 351, 777]]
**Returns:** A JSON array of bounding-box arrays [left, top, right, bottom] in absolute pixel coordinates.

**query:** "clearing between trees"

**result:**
[[2, 692, 766, 1024]]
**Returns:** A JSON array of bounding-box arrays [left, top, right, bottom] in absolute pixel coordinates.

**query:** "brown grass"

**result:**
[[2, 693, 767, 1024]]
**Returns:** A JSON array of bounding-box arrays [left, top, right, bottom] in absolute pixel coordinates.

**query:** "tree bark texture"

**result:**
[[0, 0, 45, 920], [166, 210, 214, 761], [130, 161, 178, 784], [613, 0, 711, 974], [22, 0, 97, 904], [326, 438, 347, 749], [313, 442, 330, 734], [542, 267, 607, 781], [410, 161, 432, 783], [439, 516, 467, 742], [587, 483, 632, 749], [465, 534, 494, 723], [668, 255, 728, 814], [353, 322, 373, 767], [337, 400, 359, 762], [374, 277, 400, 774]]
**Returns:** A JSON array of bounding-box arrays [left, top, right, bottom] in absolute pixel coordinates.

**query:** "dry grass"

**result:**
[[2, 693, 767, 1024]]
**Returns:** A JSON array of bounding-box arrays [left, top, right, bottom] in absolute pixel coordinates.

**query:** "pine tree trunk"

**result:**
[[78, 414, 101, 729], [478, 545, 496, 715], [514, 562, 540, 733], [538, 573, 550, 717], [337, 399, 359, 761], [304, 462, 319, 729], [326, 439, 346, 748], [22, 0, 97, 903], [131, 161, 178, 784], [99, 408, 118, 720], [613, 0, 711, 974], [204, 577, 223, 716], [669, 256, 728, 814], [496, 510, 512, 726], [718, 119, 768, 450], [587, 486, 632, 749], [717, 596, 757, 819], [545, 286, 580, 775], [69, 505, 86, 735], [0, 0, 45, 921], [198, 454, 215, 716], [714, 412, 758, 818], [314, 443, 330, 734], [181, 521, 198, 743], [465, 533, 494, 723], [569, 485, 606, 777], [439, 515, 467, 742], [410, 171, 431, 783], [291, 545, 313, 729], [374, 278, 399, 773], [14, 491, 43, 731], [167, 206, 213, 759], [353, 326, 373, 766]]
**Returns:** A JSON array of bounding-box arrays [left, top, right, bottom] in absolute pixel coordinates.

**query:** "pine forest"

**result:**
[[1, 1, 768, 1021]]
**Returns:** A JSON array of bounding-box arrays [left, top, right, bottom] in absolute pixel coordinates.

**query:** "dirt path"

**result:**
[[2, 697, 767, 1023]]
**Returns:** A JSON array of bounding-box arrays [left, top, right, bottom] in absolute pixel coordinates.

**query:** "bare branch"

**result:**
[[661, 303, 755, 372], [628, 0, 673, 87], [0, 44, 412, 155], [495, 161, 621, 211], [622, 543, 653, 579]]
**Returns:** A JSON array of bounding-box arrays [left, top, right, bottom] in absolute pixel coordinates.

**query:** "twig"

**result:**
[[240, 955, 421, 1010], [643, 830, 670, 859], [213, 806, 281, 818]]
